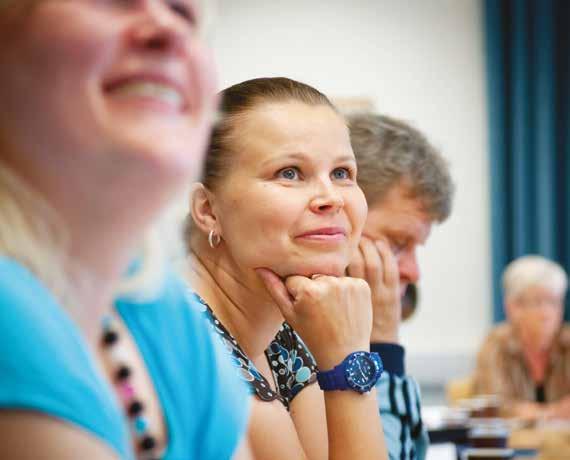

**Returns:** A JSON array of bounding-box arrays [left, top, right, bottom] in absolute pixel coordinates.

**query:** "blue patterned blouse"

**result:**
[[192, 292, 317, 410]]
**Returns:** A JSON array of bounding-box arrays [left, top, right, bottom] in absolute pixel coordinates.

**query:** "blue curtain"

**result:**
[[484, 0, 570, 322]]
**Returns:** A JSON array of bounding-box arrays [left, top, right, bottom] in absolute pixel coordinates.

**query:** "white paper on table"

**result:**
[[426, 443, 456, 460]]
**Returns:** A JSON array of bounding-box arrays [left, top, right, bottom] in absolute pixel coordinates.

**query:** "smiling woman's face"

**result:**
[[0, 0, 216, 183], [210, 101, 368, 278]]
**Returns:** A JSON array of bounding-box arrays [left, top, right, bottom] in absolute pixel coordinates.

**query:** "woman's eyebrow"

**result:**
[[335, 155, 357, 163], [259, 152, 309, 167], [260, 152, 356, 167]]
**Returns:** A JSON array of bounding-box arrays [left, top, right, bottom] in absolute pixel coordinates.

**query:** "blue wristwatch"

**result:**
[[316, 351, 383, 393]]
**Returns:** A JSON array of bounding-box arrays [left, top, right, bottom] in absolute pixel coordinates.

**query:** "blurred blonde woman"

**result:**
[[0, 1, 251, 459], [474, 255, 570, 420]]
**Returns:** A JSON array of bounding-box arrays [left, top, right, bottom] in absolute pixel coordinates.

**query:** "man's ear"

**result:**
[[189, 183, 219, 235]]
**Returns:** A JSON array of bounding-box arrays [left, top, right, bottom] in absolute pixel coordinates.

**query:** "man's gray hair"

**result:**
[[348, 112, 454, 222]]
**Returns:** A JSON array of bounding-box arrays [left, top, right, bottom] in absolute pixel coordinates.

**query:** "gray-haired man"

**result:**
[[347, 113, 455, 460]]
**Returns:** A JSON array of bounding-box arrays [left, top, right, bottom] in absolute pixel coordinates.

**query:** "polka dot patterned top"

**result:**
[[192, 293, 317, 410]]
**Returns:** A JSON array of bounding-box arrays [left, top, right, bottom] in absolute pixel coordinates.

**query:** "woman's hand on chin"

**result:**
[[255, 268, 372, 370]]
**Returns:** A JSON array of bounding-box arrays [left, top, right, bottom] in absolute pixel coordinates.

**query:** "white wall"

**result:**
[[212, 0, 492, 383]]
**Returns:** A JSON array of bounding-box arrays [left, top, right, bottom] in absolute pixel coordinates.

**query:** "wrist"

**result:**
[[370, 321, 399, 343], [317, 351, 383, 393], [314, 344, 370, 371], [542, 403, 557, 420]]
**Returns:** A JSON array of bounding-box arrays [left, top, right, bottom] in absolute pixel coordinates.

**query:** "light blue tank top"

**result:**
[[0, 257, 249, 459]]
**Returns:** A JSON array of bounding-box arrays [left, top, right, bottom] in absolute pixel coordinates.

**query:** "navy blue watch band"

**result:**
[[316, 363, 346, 390], [317, 351, 383, 393]]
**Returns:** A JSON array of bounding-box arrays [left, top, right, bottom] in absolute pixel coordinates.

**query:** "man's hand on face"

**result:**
[[348, 236, 401, 343]]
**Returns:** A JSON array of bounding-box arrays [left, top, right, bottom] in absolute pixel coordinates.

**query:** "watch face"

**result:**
[[346, 352, 381, 392]]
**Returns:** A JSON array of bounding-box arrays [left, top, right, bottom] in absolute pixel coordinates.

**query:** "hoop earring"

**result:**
[[208, 229, 221, 249]]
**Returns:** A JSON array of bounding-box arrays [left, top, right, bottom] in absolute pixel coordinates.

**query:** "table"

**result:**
[[422, 405, 568, 459]]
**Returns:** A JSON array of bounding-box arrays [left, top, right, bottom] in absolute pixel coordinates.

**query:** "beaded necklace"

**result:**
[[101, 314, 161, 460]]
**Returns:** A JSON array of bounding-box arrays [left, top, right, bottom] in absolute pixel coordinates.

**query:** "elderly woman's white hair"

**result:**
[[502, 255, 568, 301]]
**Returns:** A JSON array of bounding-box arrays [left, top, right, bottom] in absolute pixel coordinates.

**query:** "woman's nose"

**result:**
[[309, 180, 344, 213], [128, 1, 189, 56]]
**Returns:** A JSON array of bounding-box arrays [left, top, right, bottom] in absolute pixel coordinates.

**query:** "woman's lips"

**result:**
[[296, 227, 347, 242], [103, 74, 187, 112]]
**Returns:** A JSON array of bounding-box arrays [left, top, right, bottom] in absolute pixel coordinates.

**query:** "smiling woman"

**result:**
[[0, 1, 251, 460], [194, 100, 366, 278], [184, 77, 387, 460]]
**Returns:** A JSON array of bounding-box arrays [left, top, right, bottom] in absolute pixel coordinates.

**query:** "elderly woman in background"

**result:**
[[0, 1, 251, 459], [473, 255, 570, 420]]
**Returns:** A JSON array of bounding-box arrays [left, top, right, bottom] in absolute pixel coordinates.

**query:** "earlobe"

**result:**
[[189, 183, 219, 235]]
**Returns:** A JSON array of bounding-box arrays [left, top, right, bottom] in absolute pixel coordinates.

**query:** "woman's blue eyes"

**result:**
[[331, 168, 351, 180], [278, 168, 300, 180], [276, 167, 352, 181]]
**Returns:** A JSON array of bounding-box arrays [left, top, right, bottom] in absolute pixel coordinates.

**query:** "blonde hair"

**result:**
[[502, 255, 568, 301], [0, 163, 167, 309], [0, 164, 70, 300]]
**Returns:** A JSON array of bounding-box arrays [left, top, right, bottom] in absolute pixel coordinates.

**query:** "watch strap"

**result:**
[[316, 362, 348, 391]]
